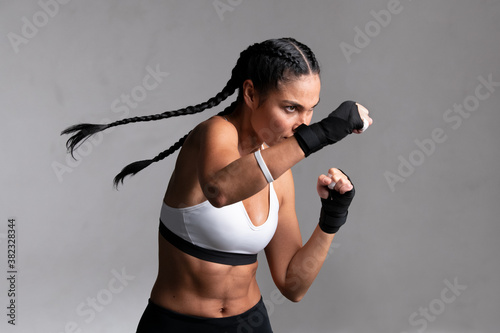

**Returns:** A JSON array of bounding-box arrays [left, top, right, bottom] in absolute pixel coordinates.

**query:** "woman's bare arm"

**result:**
[[197, 117, 305, 207], [265, 168, 352, 302]]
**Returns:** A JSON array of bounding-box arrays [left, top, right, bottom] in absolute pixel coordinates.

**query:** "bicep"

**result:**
[[265, 170, 303, 290]]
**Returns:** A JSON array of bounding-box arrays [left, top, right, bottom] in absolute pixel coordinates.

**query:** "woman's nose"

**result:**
[[293, 113, 309, 132]]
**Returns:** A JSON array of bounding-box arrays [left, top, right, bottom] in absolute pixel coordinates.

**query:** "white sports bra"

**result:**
[[159, 183, 279, 265]]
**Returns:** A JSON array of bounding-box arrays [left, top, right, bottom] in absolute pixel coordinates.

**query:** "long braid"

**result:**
[[113, 132, 189, 188], [110, 82, 236, 127], [61, 77, 238, 157], [285, 38, 320, 72], [62, 37, 320, 187], [254, 42, 302, 69], [112, 99, 241, 187]]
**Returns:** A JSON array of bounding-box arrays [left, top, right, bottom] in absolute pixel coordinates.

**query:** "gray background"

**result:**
[[1, 0, 499, 332]]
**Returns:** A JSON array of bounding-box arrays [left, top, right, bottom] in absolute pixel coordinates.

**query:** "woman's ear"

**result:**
[[242, 79, 259, 110]]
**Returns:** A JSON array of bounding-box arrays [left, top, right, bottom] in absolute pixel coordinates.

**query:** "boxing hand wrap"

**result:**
[[319, 173, 355, 234], [294, 101, 364, 157]]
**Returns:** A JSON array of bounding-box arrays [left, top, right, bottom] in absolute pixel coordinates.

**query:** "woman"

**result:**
[[62, 38, 372, 332]]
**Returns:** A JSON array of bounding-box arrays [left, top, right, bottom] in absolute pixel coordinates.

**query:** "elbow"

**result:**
[[209, 195, 226, 208], [203, 182, 228, 208], [284, 293, 304, 303], [281, 286, 305, 303]]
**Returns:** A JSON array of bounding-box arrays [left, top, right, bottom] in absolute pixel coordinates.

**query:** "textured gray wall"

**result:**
[[1, 0, 499, 332]]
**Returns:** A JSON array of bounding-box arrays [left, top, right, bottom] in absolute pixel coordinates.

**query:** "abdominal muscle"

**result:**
[[149, 233, 262, 318]]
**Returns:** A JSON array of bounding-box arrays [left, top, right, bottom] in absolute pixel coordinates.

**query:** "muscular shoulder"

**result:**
[[190, 115, 238, 150], [177, 115, 239, 175], [190, 115, 242, 182], [166, 116, 238, 206]]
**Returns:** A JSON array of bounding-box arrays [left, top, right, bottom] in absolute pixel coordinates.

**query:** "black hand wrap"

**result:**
[[319, 173, 355, 234], [294, 101, 364, 157]]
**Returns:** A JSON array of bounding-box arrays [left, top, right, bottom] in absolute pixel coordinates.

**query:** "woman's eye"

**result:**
[[285, 105, 296, 112]]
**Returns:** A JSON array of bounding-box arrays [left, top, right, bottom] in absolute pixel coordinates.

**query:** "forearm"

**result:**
[[204, 137, 305, 207], [282, 225, 335, 302]]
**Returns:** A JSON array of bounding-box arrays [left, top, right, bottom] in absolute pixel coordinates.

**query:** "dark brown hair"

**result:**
[[61, 37, 320, 187]]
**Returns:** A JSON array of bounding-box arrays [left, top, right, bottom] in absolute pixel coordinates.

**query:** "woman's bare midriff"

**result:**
[[149, 234, 262, 318]]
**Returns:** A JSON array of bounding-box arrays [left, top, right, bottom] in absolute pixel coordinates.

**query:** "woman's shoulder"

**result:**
[[190, 115, 238, 146], [198, 115, 236, 131]]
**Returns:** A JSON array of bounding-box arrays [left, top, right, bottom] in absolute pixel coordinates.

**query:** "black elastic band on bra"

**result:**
[[159, 220, 258, 266]]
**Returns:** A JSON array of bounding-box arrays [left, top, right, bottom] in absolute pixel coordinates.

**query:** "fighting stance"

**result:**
[[62, 38, 372, 332]]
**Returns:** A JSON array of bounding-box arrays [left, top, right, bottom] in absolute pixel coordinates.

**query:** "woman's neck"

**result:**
[[225, 104, 263, 156]]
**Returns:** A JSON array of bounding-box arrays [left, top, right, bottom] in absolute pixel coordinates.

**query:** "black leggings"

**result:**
[[136, 297, 274, 333]]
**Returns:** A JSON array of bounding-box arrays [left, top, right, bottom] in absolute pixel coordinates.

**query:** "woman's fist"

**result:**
[[352, 103, 372, 134], [317, 168, 353, 199]]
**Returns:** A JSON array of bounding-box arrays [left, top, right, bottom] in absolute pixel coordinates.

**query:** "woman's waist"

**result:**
[[150, 278, 261, 318]]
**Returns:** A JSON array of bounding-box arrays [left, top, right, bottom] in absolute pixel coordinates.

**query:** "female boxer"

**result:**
[[62, 37, 372, 332]]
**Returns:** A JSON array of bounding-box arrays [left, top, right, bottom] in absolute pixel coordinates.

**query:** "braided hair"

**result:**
[[61, 37, 320, 187]]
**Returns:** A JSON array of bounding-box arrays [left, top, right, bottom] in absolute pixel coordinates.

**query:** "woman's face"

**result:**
[[251, 74, 321, 146]]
